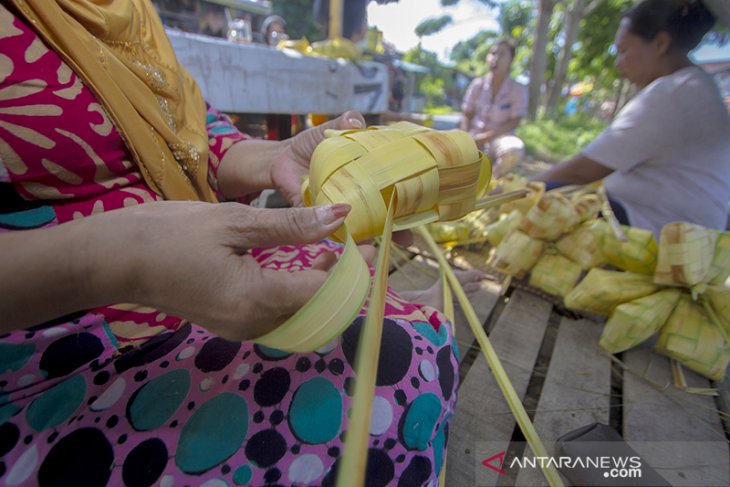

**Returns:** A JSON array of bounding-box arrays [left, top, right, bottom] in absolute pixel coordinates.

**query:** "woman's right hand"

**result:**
[[102, 201, 360, 341], [1, 201, 356, 341]]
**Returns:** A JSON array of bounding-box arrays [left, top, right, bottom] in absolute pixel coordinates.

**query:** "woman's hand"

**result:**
[[216, 111, 366, 205], [270, 110, 366, 206], [105, 201, 363, 341], [0, 201, 361, 341]]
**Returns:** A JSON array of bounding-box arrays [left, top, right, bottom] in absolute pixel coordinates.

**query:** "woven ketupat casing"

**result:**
[[708, 231, 730, 285], [655, 295, 730, 381], [485, 209, 522, 247], [572, 193, 602, 222], [555, 220, 609, 270], [302, 122, 491, 242], [519, 192, 580, 241], [601, 225, 658, 275], [499, 175, 545, 215], [600, 288, 682, 353], [489, 230, 544, 280], [564, 268, 660, 316], [528, 251, 582, 298], [654, 222, 718, 287]]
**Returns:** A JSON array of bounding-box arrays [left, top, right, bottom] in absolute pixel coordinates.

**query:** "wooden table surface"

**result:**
[[388, 244, 730, 487]]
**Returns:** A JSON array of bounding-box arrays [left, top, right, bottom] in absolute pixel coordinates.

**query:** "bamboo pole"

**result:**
[[329, 0, 343, 39]]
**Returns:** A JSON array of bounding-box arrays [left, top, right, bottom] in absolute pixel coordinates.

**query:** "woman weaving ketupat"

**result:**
[[0, 0, 494, 485], [533, 0, 730, 238]]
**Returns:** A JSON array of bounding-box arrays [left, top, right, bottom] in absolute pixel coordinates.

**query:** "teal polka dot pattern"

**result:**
[[176, 393, 249, 474], [0, 205, 55, 230], [0, 394, 21, 426], [128, 369, 191, 432], [288, 377, 342, 444], [0, 343, 36, 373], [232, 465, 252, 485], [26, 375, 86, 432], [412, 322, 449, 347], [256, 346, 291, 360], [402, 393, 442, 451], [432, 415, 449, 476]]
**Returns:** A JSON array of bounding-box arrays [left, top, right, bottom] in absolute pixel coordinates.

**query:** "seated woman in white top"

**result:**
[[535, 0, 730, 237]]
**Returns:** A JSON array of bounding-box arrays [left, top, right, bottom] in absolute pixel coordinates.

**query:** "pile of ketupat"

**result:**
[[429, 175, 730, 381]]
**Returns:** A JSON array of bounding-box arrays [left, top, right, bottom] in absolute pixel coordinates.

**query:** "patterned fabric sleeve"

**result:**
[[205, 104, 250, 198]]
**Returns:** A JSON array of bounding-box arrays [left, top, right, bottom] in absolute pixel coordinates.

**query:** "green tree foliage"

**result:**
[[403, 45, 456, 108], [415, 15, 453, 37], [450, 31, 498, 75], [270, 0, 325, 41], [497, 0, 534, 77], [449, 0, 532, 77], [573, 0, 631, 82], [498, 0, 533, 42], [563, 0, 631, 113]]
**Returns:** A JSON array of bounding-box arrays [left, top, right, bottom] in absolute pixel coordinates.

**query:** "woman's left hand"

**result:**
[[216, 111, 365, 204], [270, 110, 365, 206]]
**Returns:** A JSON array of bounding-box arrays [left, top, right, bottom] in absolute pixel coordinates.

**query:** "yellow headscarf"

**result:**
[[12, 0, 216, 202]]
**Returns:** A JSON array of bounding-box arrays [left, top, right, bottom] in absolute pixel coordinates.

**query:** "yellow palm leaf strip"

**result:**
[[438, 466, 448, 487], [392, 168, 440, 219], [316, 162, 388, 243], [476, 153, 493, 196], [308, 136, 368, 196], [253, 229, 370, 352], [473, 189, 530, 211], [336, 194, 396, 487], [597, 183, 627, 242], [413, 131, 483, 220], [437, 266, 453, 486], [441, 265, 455, 325], [416, 226, 565, 487]]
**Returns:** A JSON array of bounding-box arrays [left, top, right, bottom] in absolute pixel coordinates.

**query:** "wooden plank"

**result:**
[[623, 348, 730, 486], [452, 248, 495, 275], [446, 290, 553, 487], [167, 30, 388, 114], [515, 317, 612, 487], [388, 255, 439, 296], [714, 373, 730, 439]]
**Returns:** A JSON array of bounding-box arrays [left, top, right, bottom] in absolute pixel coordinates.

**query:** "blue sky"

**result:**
[[367, 0, 730, 64]]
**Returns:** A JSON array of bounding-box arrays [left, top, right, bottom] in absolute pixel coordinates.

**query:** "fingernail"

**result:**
[[348, 117, 364, 129], [315, 204, 351, 225]]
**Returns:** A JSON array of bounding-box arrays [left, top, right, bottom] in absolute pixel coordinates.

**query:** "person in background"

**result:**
[[260, 14, 288, 47], [461, 38, 528, 179], [0, 0, 468, 485], [534, 0, 730, 237], [199, 3, 227, 38]]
